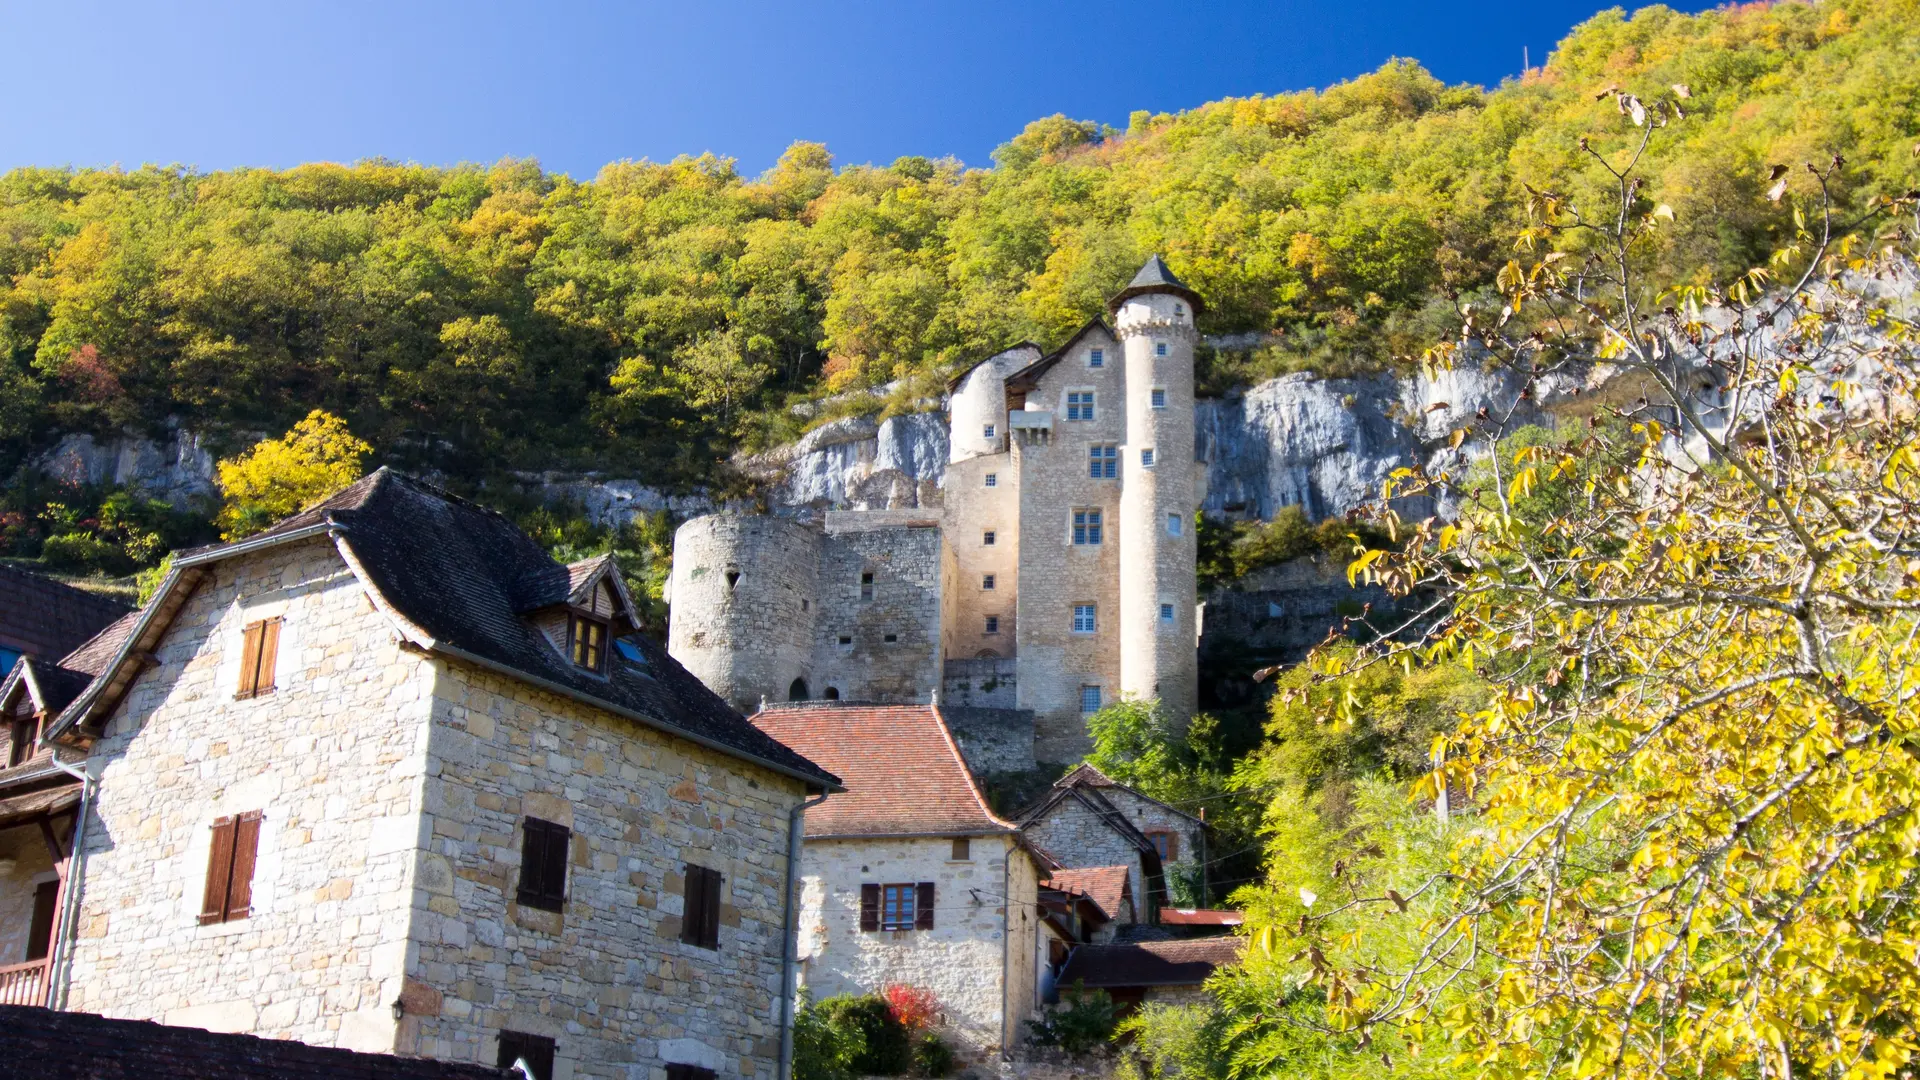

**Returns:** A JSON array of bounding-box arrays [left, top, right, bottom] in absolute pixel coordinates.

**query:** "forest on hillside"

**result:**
[[0, 0, 1916, 580]]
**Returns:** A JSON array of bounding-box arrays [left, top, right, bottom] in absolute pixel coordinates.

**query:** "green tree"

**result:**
[[215, 409, 371, 539]]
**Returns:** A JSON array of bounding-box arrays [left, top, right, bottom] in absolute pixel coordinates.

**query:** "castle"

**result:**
[[667, 257, 1204, 760]]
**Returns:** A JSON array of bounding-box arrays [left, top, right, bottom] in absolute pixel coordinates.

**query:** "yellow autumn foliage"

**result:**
[[215, 410, 371, 540]]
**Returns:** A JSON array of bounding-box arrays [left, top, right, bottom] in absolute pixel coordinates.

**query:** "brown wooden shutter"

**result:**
[[859, 883, 880, 931], [916, 882, 935, 930], [200, 816, 237, 923], [226, 811, 262, 919], [702, 867, 723, 948], [255, 619, 281, 693], [236, 624, 264, 698], [25, 880, 59, 961], [680, 866, 704, 945]]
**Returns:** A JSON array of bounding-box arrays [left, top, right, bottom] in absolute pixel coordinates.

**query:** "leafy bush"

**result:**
[[1028, 983, 1119, 1055], [793, 991, 866, 1080], [817, 993, 912, 1076], [40, 531, 128, 575], [912, 1033, 955, 1078], [880, 983, 940, 1034]]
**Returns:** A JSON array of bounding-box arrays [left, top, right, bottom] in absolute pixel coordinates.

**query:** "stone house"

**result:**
[[1040, 866, 1135, 943], [671, 257, 1207, 762], [35, 469, 838, 1080], [0, 568, 131, 1008], [748, 702, 1049, 1057], [1019, 764, 1210, 915]]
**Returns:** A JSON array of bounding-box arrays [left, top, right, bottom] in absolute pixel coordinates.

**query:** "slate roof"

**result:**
[[750, 703, 1013, 838], [1107, 254, 1205, 316], [0, 610, 141, 730], [1042, 763, 1205, 826], [1003, 317, 1114, 395], [1058, 936, 1244, 989], [0, 563, 130, 660], [49, 469, 836, 790], [0, 1004, 510, 1079], [1044, 865, 1133, 923]]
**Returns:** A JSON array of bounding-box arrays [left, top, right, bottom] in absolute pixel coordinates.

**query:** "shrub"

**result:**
[[1028, 982, 1119, 1055], [912, 1033, 956, 1078], [818, 993, 913, 1075], [793, 991, 865, 1080], [40, 531, 129, 575], [881, 983, 941, 1033]]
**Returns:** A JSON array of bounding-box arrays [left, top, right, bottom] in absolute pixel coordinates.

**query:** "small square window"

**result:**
[[1079, 684, 1102, 713], [983, 423, 996, 439], [1150, 387, 1167, 409], [884, 633, 898, 643], [838, 634, 853, 646], [1089, 348, 1104, 369], [1072, 509, 1102, 546], [1174, 303, 1185, 317], [984, 615, 999, 635], [1065, 391, 1096, 422], [1160, 603, 1175, 624], [1155, 342, 1168, 357], [983, 530, 996, 546], [951, 837, 972, 860], [1140, 448, 1156, 468], [1072, 604, 1097, 634], [984, 473, 998, 488], [982, 574, 995, 590], [1166, 512, 1182, 536], [1089, 444, 1117, 479]]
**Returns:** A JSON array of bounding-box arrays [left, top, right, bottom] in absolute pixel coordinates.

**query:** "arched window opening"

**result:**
[[822, 686, 841, 701], [975, 649, 1000, 659], [788, 678, 810, 702]]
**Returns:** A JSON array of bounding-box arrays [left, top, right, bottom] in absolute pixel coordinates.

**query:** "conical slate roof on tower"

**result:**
[[1107, 254, 1205, 315]]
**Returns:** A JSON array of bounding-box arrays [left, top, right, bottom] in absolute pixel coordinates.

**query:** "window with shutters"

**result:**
[[681, 864, 723, 950], [862, 882, 934, 931], [568, 613, 607, 674], [1146, 829, 1179, 861], [235, 618, 281, 699], [199, 811, 263, 924], [665, 1066, 716, 1080], [497, 1031, 556, 1080], [8, 712, 39, 768], [516, 817, 570, 912]]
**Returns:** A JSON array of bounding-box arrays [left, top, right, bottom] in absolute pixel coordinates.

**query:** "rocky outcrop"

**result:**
[[739, 412, 948, 514], [37, 429, 219, 507]]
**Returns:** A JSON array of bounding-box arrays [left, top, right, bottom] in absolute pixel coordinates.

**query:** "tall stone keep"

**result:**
[[1113, 257, 1202, 714]]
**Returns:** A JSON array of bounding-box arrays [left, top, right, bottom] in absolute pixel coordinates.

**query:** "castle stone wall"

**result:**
[[937, 705, 1036, 775], [667, 515, 820, 712], [941, 455, 1019, 665], [808, 516, 942, 704]]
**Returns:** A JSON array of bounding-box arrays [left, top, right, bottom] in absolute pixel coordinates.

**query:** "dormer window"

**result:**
[[569, 612, 607, 674]]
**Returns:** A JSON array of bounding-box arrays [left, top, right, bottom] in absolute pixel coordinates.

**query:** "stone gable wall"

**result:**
[[407, 659, 809, 1080], [1020, 798, 1149, 921], [1093, 786, 1204, 903], [66, 538, 431, 1050], [795, 834, 1036, 1055]]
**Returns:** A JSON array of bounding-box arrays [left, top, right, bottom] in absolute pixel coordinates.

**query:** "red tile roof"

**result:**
[[1160, 909, 1244, 927], [751, 703, 1014, 838], [1044, 865, 1133, 922], [1059, 936, 1245, 989]]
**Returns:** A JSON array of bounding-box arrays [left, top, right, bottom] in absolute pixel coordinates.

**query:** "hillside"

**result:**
[[1, 0, 1916, 567]]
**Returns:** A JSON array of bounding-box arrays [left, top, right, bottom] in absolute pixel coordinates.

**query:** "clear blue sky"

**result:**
[[2, 0, 1705, 179]]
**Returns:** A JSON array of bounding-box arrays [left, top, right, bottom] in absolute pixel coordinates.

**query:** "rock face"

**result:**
[[38, 429, 220, 507], [740, 412, 948, 514]]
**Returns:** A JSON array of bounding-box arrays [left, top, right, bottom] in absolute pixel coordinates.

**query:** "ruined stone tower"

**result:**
[[667, 257, 1203, 761]]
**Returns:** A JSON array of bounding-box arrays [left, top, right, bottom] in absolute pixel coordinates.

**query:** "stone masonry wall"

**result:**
[[941, 455, 1019, 666], [405, 660, 809, 1080], [67, 538, 429, 1050], [1015, 325, 1126, 762], [667, 515, 820, 714], [0, 824, 57, 965], [1093, 786, 1204, 906], [796, 834, 1037, 1055], [810, 518, 942, 704], [1020, 799, 1150, 921]]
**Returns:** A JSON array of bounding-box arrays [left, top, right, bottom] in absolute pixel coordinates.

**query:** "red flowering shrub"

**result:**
[[880, 984, 939, 1033]]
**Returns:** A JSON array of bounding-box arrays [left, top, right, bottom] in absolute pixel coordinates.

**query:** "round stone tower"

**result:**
[[667, 513, 821, 714], [1112, 256, 1202, 715]]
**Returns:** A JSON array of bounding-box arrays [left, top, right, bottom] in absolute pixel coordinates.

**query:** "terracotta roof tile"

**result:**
[[1044, 865, 1133, 922], [1058, 936, 1245, 989], [750, 703, 1011, 837], [0, 1005, 510, 1079], [1160, 908, 1244, 927]]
